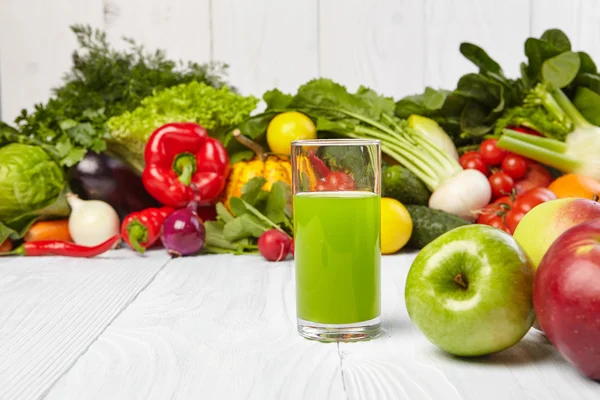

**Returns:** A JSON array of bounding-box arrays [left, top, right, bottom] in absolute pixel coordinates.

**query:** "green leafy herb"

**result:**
[[7, 24, 231, 167], [203, 177, 293, 255]]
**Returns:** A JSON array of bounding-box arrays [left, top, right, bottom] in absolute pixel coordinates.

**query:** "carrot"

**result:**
[[0, 239, 12, 252], [548, 174, 600, 200], [24, 219, 72, 242]]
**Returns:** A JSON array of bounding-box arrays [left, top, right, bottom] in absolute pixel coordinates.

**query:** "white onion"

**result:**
[[66, 194, 120, 246], [428, 169, 492, 221]]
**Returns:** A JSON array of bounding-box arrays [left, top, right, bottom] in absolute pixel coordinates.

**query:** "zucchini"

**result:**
[[382, 165, 430, 205], [405, 205, 470, 249]]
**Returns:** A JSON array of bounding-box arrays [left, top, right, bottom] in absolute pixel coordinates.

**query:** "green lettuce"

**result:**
[[0, 144, 70, 244], [106, 81, 259, 172]]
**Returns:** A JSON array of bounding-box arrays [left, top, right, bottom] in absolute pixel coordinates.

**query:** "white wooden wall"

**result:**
[[1, 0, 600, 122]]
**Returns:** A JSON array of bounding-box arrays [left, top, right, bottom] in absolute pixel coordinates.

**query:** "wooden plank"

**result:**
[[531, 0, 600, 62], [319, 0, 426, 99], [0, 0, 104, 122], [103, 0, 211, 64], [423, 0, 530, 90], [212, 0, 319, 98], [0, 249, 171, 400], [338, 253, 600, 400], [45, 255, 345, 400]]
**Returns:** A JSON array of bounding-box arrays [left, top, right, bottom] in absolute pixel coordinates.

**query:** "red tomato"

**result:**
[[479, 139, 507, 166], [514, 162, 553, 194], [477, 195, 513, 225], [501, 154, 527, 180], [316, 171, 356, 191], [505, 187, 557, 232], [460, 154, 488, 176], [489, 171, 515, 199]]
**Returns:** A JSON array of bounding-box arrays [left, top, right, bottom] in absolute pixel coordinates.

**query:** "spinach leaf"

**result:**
[[574, 86, 600, 125], [542, 51, 580, 88], [459, 43, 503, 75], [541, 29, 572, 51]]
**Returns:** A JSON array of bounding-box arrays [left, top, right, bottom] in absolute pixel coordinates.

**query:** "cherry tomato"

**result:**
[[316, 171, 356, 191], [460, 153, 488, 176], [479, 139, 507, 166], [477, 195, 513, 225], [489, 171, 515, 199], [505, 187, 557, 232], [514, 162, 553, 194], [501, 154, 527, 180], [487, 217, 511, 233]]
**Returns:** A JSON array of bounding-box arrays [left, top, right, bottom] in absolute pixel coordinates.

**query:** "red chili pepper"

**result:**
[[307, 150, 331, 178], [6, 235, 121, 257], [121, 206, 174, 253], [142, 122, 230, 208]]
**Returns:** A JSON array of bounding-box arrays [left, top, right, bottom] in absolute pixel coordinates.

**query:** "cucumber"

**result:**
[[382, 165, 430, 206], [405, 205, 470, 249]]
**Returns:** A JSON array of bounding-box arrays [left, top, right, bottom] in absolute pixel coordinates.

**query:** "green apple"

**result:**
[[404, 224, 535, 357]]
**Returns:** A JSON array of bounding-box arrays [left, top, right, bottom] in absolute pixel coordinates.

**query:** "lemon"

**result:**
[[380, 197, 413, 255], [266, 112, 317, 155]]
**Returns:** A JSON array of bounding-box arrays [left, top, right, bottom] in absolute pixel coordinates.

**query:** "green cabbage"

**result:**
[[0, 144, 70, 243]]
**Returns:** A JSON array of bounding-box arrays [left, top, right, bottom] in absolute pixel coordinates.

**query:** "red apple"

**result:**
[[534, 218, 600, 380]]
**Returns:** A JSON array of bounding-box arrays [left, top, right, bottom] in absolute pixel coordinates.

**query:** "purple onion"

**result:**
[[161, 202, 206, 257]]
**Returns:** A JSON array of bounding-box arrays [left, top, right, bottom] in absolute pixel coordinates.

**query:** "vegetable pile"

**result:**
[[1, 25, 600, 263]]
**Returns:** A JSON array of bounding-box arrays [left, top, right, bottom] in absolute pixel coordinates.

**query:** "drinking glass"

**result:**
[[291, 139, 382, 342]]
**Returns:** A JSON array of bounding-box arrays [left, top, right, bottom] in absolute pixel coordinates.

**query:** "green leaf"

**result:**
[[204, 220, 239, 250], [575, 72, 600, 94], [524, 38, 564, 81], [228, 150, 254, 164], [455, 74, 504, 110], [263, 89, 293, 109], [215, 202, 234, 223], [459, 43, 503, 75], [542, 51, 581, 88], [240, 199, 288, 235], [265, 181, 289, 225], [423, 87, 449, 110], [241, 177, 268, 206], [574, 86, 600, 125], [229, 197, 247, 217], [578, 52, 597, 75], [223, 214, 268, 241], [541, 29, 571, 52]]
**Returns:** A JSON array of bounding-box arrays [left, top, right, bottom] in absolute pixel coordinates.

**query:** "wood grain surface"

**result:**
[[0, 249, 171, 400], [0, 251, 591, 399], [4, 1, 600, 120], [45, 254, 345, 400]]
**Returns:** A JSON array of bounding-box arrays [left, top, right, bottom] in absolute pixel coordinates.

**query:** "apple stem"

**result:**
[[454, 273, 468, 289]]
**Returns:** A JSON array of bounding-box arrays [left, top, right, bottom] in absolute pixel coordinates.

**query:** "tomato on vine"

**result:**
[[489, 171, 515, 199]]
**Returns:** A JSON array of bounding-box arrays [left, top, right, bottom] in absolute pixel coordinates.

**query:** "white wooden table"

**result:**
[[1, 250, 598, 400]]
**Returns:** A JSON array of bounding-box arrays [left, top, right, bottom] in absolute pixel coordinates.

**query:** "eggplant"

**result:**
[[68, 152, 160, 219]]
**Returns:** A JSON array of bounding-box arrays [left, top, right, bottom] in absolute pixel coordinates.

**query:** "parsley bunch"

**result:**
[[10, 24, 230, 167]]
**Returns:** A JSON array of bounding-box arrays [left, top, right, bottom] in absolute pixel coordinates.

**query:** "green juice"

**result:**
[[293, 191, 381, 325]]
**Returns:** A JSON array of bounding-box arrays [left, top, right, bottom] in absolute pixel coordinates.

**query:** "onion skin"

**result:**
[[160, 204, 206, 257], [428, 169, 492, 221]]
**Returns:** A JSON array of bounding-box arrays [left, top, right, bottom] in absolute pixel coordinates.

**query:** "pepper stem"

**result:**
[[172, 153, 197, 186], [233, 129, 266, 160], [126, 221, 148, 254]]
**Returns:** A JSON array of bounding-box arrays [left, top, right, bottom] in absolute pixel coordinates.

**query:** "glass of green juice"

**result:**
[[291, 138, 382, 342]]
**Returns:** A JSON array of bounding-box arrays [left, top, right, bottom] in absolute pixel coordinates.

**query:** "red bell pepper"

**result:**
[[121, 206, 174, 253], [142, 122, 230, 208]]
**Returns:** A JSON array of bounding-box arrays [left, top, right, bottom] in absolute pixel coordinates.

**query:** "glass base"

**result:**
[[297, 316, 381, 342]]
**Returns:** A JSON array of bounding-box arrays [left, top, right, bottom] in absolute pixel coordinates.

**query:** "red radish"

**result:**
[[258, 229, 291, 261]]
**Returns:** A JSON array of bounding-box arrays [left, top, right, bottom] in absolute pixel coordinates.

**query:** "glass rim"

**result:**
[[291, 138, 381, 147]]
